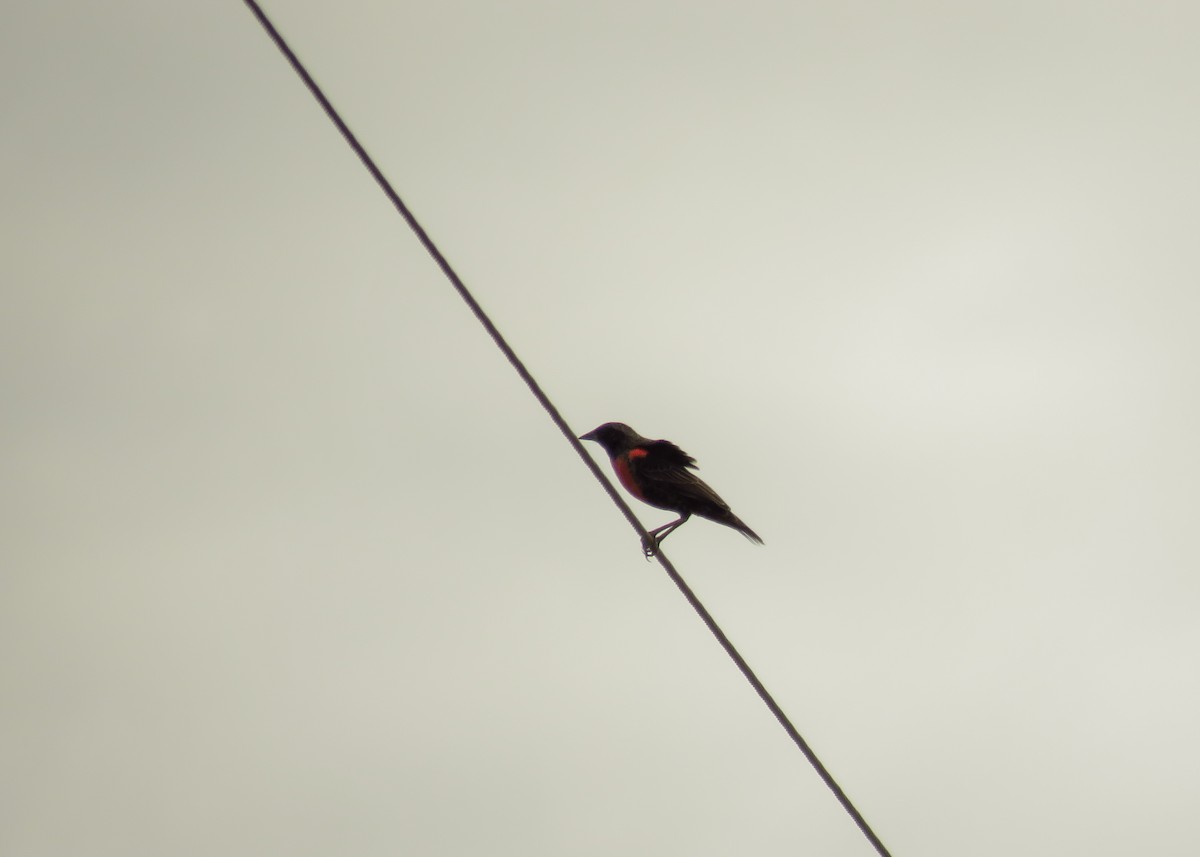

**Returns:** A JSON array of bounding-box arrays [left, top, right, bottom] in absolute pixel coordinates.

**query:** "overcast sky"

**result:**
[[4, 2, 1199, 855]]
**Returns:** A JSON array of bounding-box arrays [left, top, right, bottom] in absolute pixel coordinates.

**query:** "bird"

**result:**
[[579, 422, 763, 557]]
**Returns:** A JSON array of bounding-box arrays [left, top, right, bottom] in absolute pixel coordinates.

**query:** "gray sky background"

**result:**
[[4, 2, 1198, 855]]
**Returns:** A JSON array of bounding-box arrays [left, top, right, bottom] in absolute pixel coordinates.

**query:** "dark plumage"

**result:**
[[580, 422, 763, 556]]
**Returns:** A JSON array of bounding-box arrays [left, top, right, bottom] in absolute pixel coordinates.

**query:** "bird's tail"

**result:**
[[723, 512, 763, 545]]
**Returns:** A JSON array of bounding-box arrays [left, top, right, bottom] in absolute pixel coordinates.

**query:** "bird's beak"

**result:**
[[579, 429, 597, 442]]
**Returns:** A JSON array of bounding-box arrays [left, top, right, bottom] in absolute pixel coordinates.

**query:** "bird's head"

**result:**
[[579, 422, 646, 457]]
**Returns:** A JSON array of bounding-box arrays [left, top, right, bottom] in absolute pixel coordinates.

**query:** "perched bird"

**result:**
[[580, 422, 763, 557]]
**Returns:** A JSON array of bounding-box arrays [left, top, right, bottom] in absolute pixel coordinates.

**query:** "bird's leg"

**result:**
[[642, 514, 691, 558]]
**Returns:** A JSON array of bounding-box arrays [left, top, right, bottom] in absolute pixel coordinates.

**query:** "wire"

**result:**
[[242, 4, 894, 855]]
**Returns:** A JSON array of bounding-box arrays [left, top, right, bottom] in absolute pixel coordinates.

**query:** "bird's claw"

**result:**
[[641, 534, 660, 559]]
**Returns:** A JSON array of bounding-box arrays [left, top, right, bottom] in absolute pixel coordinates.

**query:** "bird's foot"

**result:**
[[641, 533, 660, 559]]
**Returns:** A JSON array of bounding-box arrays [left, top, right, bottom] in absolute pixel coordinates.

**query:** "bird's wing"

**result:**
[[637, 439, 697, 470], [634, 440, 730, 511]]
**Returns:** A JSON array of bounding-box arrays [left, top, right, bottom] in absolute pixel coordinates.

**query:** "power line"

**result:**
[[242, 4, 894, 855]]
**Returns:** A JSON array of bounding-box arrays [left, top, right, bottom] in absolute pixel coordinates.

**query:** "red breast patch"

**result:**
[[613, 452, 646, 500]]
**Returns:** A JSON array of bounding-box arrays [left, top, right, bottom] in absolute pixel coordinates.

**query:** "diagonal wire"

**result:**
[[242, 4, 893, 855]]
